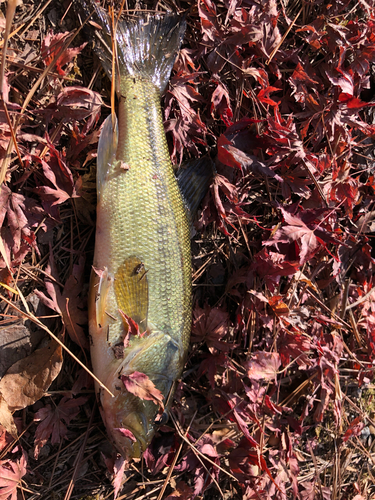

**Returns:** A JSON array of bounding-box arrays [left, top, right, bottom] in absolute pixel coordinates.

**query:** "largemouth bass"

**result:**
[[88, 8, 191, 459]]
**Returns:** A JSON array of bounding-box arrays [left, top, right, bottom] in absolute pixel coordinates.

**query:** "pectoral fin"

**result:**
[[177, 156, 215, 221], [94, 266, 112, 329], [114, 257, 148, 333]]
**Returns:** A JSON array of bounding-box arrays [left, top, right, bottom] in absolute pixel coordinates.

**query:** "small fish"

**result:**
[[85, 4, 204, 459]]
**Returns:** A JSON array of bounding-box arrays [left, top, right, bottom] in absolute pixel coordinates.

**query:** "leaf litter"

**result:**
[[1, 0, 375, 499]]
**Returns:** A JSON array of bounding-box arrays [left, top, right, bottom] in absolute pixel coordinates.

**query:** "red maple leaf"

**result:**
[[257, 86, 281, 107], [229, 436, 278, 490], [143, 430, 179, 475], [198, 0, 222, 43], [164, 481, 194, 500], [166, 72, 204, 121], [35, 251, 88, 350], [0, 185, 42, 268], [164, 114, 207, 164], [33, 396, 87, 458], [343, 417, 365, 443], [115, 428, 137, 442], [54, 87, 103, 133], [246, 351, 281, 383], [121, 372, 164, 409], [0, 451, 27, 500], [211, 81, 233, 126], [33, 144, 80, 209], [41, 31, 87, 76], [113, 455, 126, 499], [251, 248, 299, 292], [264, 207, 323, 264], [191, 304, 231, 352]]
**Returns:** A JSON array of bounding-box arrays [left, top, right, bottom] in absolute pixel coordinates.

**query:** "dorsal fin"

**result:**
[[97, 114, 118, 199], [177, 156, 215, 220]]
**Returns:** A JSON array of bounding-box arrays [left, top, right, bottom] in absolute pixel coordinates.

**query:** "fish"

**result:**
[[85, 5, 211, 460]]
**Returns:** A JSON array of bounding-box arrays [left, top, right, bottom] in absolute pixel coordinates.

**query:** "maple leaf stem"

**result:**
[[0, 293, 115, 398]]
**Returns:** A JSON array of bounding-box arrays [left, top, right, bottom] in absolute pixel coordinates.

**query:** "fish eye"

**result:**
[[155, 411, 169, 425]]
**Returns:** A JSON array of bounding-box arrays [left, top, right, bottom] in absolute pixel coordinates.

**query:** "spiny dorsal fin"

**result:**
[[114, 256, 148, 333], [97, 114, 118, 199]]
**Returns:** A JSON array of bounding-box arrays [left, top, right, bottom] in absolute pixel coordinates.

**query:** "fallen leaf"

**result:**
[[164, 481, 194, 500], [0, 293, 47, 378], [264, 208, 319, 264], [121, 372, 164, 409], [191, 303, 231, 352], [33, 145, 80, 209], [246, 352, 281, 382], [0, 450, 27, 500], [0, 185, 43, 267], [115, 428, 137, 442], [34, 396, 87, 458], [211, 81, 233, 126], [0, 395, 17, 439], [113, 455, 126, 499], [0, 340, 63, 412], [55, 87, 103, 132], [41, 31, 87, 76], [35, 253, 88, 350], [342, 417, 364, 443]]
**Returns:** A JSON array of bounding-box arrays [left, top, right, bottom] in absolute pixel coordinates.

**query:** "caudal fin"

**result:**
[[82, 1, 186, 93]]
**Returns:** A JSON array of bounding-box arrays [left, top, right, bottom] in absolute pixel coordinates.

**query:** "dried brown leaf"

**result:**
[[0, 395, 17, 439], [0, 339, 62, 412]]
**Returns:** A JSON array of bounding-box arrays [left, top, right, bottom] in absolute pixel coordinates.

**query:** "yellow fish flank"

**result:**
[[88, 9, 190, 458]]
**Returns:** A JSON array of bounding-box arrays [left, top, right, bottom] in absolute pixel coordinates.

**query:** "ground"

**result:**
[[0, 0, 375, 499]]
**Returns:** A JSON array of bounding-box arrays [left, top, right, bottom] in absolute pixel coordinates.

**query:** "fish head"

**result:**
[[98, 330, 184, 459], [101, 388, 160, 459], [100, 365, 176, 459]]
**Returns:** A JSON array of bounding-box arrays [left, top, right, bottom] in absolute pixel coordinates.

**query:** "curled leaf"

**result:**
[[121, 371, 164, 409]]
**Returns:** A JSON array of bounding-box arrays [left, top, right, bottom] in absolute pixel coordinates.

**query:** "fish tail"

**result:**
[[85, 2, 186, 93]]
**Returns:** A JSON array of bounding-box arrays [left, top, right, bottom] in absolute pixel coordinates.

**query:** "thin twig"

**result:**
[[63, 402, 96, 500], [266, 6, 303, 65], [156, 410, 197, 500]]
